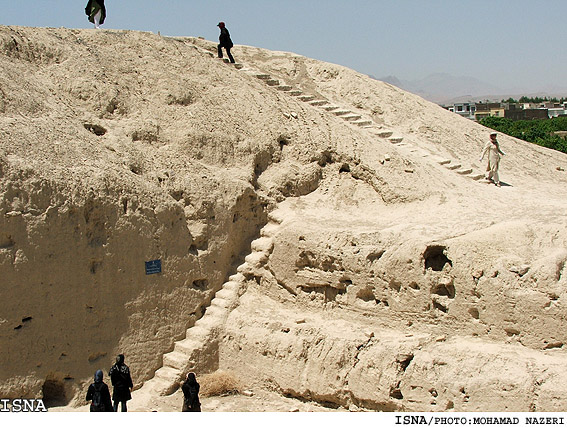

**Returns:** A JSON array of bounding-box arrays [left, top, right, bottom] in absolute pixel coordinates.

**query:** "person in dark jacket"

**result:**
[[181, 372, 201, 412], [86, 370, 114, 412], [108, 354, 133, 412], [217, 22, 235, 63], [85, 0, 106, 29]]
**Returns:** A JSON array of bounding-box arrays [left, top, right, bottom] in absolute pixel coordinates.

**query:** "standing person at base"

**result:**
[[217, 22, 235, 63], [181, 372, 201, 412], [86, 370, 114, 412], [85, 0, 106, 29], [479, 132, 506, 187], [109, 354, 133, 412]]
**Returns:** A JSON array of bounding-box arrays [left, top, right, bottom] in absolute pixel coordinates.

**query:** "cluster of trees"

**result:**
[[501, 96, 567, 104], [479, 116, 567, 154]]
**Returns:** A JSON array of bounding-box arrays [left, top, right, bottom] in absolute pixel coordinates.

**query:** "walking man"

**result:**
[[479, 132, 506, 187], [85, 0, 106, 29], [109, 354, 133, 412], [217, 22, 235, 63]]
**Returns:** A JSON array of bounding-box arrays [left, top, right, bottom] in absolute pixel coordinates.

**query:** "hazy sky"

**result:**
[[1, 0, 566, 92]]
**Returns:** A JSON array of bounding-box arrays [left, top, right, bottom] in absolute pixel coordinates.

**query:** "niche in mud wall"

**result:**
[[423, 245, 452, 272], [299, 285, 346, 304], [42, 372, 73, 408]]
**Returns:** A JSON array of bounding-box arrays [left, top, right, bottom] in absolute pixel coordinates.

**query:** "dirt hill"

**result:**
[[1, 26, 567, 412]]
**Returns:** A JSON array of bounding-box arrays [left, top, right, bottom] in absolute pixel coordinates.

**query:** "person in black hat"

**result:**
[[217, 22, 235, 63]]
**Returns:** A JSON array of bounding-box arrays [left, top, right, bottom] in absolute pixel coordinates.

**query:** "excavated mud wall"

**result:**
[[219, 203, 567, 411], [0, 26, 277, 403], [0, 159, 266, 403]]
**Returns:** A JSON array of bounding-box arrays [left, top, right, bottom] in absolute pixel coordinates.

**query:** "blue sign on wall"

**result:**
[[145, 259, 162, 275]]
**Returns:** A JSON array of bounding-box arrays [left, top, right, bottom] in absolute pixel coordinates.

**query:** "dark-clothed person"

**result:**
[[109, 354, 133, 412], [181, 372, 201, 412], [85, 0, 106, 29], [86, 370, 114, 412], [217, 22, 235, 63]]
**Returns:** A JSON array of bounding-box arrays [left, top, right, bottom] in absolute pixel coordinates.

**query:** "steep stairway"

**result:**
[[221, 57, 486, 183], [180, 37, 486, 183], [134, 211, 283, 398]]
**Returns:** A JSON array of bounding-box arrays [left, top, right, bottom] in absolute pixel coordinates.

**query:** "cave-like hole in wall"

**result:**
[[424, 245, 452, 271], [42, 376, 68, 408], [192, 279, 208, 290]]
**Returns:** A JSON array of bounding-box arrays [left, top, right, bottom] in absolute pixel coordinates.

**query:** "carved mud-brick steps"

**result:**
[[201, 304, 227, 318], [236, 261, 252, 276], [309, 100, 328, 106], [298, 94, 315, 102], [353, 119, 373, 127], [342, 114, 362, 122], [260, 222, 280, 238], [245, 251, 269, 268], [185, 323, 211, 340], [255, 74, 271, 80], [153, 366, 181, 384], [277, 85, 293, 92], [210, 296, 231, 309], [146, 366, 183, 396], [251, 236, 275, 253], [377, 130, 394, 138], [389, 137, 404, 144], [229, 272, 246, 283], [265, 79, 279, 86], [173, 338, 203, 355], [139, 260, 253, 397], [446, 163, 461, 171], [215, 288, 237, 301], [288, 90, 303, 96], [437, 159, 451, 165], [323, 105, 340, 112], [332, 110, 351, 116], [471, 173, 485, 180], [267, 211, 285, 224], [456, 168, 473, 175], [163, 350, 195, 372]]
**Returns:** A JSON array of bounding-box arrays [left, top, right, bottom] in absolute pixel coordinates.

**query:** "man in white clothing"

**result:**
[[479, 132, 506, 187]]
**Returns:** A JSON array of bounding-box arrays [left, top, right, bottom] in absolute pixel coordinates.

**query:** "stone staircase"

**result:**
[[135, 211, 283, 397]]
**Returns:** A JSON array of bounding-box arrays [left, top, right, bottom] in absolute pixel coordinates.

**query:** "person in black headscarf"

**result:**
[[85, 0, 106, 29], [86, 370, 114, 412], [217, 22, 235, 63], [108, 354, 133, 412], [181, 372, 201, 412]]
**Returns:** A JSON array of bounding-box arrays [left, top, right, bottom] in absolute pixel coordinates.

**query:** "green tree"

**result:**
[[479, 116, 567, 154]]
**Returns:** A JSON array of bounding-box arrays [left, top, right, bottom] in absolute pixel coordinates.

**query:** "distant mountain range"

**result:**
[[372, 73, 567, 105]]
